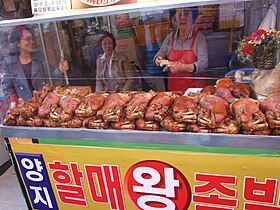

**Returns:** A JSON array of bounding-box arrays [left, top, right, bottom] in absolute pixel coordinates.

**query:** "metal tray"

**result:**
[[1, 125, 279, 150]]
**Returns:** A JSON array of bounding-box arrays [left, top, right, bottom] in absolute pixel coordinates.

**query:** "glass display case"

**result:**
[[0, 0, 279, 209]]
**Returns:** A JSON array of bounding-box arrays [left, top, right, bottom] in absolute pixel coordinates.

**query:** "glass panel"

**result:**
[[0, 0, 279, 136]]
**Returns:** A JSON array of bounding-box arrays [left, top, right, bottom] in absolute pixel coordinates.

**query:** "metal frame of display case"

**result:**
[[1, 126, 279, 151], [0, 0, 251, 27]]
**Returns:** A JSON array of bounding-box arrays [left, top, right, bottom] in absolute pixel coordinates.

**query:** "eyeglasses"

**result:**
[[21, 37, 36, 42], [102, 41, 114, 46]]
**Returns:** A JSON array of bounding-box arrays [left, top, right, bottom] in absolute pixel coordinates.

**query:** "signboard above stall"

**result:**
[[72, 0, 137, 9], [31, 0, 71, 14], [30, 0, 181, 14], [0, 0, 251, 27]]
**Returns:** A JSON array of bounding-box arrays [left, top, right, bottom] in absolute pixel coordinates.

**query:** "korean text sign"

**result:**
[[12, 142, 280, 210]]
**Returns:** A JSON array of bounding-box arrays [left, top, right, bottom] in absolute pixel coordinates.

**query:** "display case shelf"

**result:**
[[1, 125, 279, 150], [0, 0, 250, 27]]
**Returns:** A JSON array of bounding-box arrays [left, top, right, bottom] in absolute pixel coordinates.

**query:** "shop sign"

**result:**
[[31, 0, 71, 14], [80, 0, 122, 7], [72, 0, 136, 9], [12, 142, 280, 209], [16, 153, 58, 209]]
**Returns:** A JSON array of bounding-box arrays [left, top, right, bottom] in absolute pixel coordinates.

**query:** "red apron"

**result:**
[[167, 31, 207, 91]]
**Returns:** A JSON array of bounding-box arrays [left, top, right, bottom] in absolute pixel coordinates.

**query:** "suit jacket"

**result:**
[[2, 54, 61, 99]]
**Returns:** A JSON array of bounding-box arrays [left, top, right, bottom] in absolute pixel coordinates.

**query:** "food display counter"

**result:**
[[1, 125, 280, 209], [0, 0, 280, 209]]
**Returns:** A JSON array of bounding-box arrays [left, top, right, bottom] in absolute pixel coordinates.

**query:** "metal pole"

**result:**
[[107, 16, 111, 33], [38, 24, 53, 86], [54, 21, 69, 86]]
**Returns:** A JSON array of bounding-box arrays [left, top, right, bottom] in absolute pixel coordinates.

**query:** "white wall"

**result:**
[[0, 139, 9, 166], [244, 0, 278, 35]]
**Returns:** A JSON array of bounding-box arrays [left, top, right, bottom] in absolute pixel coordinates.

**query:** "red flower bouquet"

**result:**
[[237, 29, 280, 69]]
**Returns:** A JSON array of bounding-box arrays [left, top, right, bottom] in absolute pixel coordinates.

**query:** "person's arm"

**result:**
[[58, 59, 69, 74], [153, 32, 172, 66], [50, 66, 62, 77], [32, 52, 67, 78], [49, 59, 69, 86], [2, 57, 15, 100], [95, 58, 105, 92], [32, 51, 68, 86], [193, 32, 208, 73], [121, 56, 133, 91]]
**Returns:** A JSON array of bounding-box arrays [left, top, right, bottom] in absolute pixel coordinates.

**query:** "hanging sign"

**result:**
[[31, 0, 71, 14], [72, 0, 136, 9]]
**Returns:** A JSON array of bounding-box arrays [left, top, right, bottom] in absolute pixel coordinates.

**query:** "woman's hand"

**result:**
[[168, 62, 195, 73], [168, 61, 184, 73], [58, 59, 69, 73], [155, 56, 164, 67]]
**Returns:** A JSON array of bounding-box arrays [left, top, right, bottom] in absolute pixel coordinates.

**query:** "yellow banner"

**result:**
[[11, 142, 280, 210]]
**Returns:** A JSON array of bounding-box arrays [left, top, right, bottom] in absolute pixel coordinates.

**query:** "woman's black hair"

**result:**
[[170, 7, 199, 20], [9, 25, 33, 44], [100, 32, 116, 49], [8, 25, 33, 55], [169, 9, 176, 19]]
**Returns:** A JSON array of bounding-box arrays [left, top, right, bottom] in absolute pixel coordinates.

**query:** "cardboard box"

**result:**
[[198, 5, 217, 16], [72, 0, 136, 9], [134, 22, 170, 46], [116, 36, 139, 62]]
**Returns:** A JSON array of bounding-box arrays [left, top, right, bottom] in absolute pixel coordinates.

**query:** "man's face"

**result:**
[[19, 29, 36, 53]]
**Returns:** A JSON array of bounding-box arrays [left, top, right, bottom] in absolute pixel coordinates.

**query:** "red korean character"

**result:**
[[85, 164, 125, 210], [70, 163, 84, 186], [48, 161, 87, 207], [193, 173, 238, 209], [196, 204, 235, 210], [244, 203, 280, 210], [243, 177, 278, 203], [49, 161, 70, 184], [85, 165, 108, 203], [243, 176, 279, 210], [103, 165, 126, 210]]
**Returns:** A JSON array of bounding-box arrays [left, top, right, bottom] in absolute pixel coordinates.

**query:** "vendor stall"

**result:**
[[0, 0, 279, 209]]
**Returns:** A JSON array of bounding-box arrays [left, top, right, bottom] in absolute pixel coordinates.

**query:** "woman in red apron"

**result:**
[[154, 7, 209, 91]]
